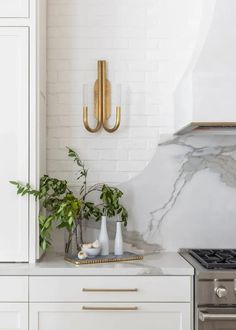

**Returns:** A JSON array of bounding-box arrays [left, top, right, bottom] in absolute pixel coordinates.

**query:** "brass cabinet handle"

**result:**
[[82, 306, 138, 311], [82, 288, 138, 292]]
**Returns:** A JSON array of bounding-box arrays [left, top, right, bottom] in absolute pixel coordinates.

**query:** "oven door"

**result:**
[[199, 308, 236, 330]]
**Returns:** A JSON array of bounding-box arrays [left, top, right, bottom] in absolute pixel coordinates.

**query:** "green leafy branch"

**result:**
[[10, 147, 128, 252]]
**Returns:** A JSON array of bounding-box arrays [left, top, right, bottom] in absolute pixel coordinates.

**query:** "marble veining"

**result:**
[[145, 135, 236, 242], [119, 134, 236, 251]]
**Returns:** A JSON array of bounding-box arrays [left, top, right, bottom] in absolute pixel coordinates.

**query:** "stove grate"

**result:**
[[189, 249, 236, 269]]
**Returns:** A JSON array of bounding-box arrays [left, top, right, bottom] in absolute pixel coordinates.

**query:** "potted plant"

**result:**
[[10, 148, 128, 257]]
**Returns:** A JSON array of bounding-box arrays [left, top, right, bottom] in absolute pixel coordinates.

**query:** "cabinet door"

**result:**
[[0, 28, 29, 261], [30, 303, 191, 330], [0, 0, 28, 17], [0, 303, 28, 330]]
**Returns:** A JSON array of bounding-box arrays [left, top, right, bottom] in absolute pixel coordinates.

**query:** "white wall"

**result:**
[[47, 0, 203, 187], [47, 1, 236, 253]]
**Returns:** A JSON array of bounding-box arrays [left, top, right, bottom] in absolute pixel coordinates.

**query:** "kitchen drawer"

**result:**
[[30, 276, 191, 302], [0, 277, 28, 302], [0, 0, 29, 17], [30, 302, 191, 330], [0, 303, 27, 330]]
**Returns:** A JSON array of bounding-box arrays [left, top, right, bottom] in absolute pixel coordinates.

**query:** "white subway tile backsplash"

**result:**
[[128, 149, 154, 161], [49, 38, 129, 50], [147, 115, 160, 127], [47, 0, 200, 184], [117, 160, 147, 172], [129, 127, 158, 138], [117, 139, 147, 150]]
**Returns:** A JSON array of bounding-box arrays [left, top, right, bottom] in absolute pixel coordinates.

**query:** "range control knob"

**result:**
[[216, 287, 227, 298]]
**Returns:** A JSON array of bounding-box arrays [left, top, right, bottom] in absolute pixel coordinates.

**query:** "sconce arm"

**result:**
[[103, 106, 121, 133], [83, 106, 102, 133]]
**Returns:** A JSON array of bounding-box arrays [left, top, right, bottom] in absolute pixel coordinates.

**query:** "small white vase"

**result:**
[[114, 221, 123, 256], [99, 216, 109, 256]]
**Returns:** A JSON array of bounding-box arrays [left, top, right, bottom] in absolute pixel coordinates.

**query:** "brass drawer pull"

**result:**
[[82, 306, 138, 311], [82, 288, 138, 292]]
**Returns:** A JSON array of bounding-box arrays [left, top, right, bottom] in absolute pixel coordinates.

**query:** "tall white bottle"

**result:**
[[99, 216, 109, 256], [114, 221, 123, 256]]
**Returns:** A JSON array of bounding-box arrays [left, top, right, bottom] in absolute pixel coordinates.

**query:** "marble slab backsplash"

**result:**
[[118, 133, 236, 252], [52, 133, 236, 253]]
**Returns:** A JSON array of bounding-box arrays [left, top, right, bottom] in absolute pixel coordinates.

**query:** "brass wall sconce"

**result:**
[[83, 60, 121, 133]]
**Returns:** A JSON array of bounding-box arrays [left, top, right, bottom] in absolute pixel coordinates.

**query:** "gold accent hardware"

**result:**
[[64, 253, 143, 265], [82, 288, 138, 292], [175, 122, 236, 135], [82, 306, 138, 311], [83, 60, 121, 133], [83, 106, 102, 133]]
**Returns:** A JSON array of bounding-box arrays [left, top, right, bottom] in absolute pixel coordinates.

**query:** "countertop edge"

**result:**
[[0, 252, 194, 276]]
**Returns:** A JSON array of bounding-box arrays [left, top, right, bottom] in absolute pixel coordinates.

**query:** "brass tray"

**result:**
[[65, 252, 143, 265]]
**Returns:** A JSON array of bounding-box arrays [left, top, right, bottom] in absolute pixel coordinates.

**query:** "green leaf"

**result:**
[[42, 240, 48, 251], [9, 181, 18, 185], [10, 146, 128, 252]]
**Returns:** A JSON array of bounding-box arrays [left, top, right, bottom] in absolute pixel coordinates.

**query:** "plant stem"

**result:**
[[79, 219, 83, 244], [83, 184, 103, 199], [75, 225, 79, 251], [65, 230, 72, 254]]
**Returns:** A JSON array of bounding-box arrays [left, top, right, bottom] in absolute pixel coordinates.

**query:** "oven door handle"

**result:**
[[199, 311, 236, 322]]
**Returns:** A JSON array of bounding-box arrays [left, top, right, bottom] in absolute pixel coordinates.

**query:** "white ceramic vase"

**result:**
[[114, 221, 123, 256], [99, 216, 109, 256]]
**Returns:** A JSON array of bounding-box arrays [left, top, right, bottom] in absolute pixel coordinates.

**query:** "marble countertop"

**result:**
[[0, 252, 194, 276]]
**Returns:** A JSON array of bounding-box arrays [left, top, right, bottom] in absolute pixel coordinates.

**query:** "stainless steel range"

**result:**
[[182, 249, 236, 330]]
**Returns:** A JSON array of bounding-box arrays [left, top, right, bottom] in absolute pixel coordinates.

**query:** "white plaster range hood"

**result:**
[[175, 0, 236, 134]]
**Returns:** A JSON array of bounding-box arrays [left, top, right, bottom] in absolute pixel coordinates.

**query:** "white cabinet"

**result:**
[[0, 303, 28, 330], [0, 277, 28, 302], [0, 0, 28, 17], [0, 28, 29, 262], [0, 278, 28, 330], [29, 275, 192, 330], [30, 303, 190, 330], [29, 276, 191, 302], [0, 1, 46, 262]]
